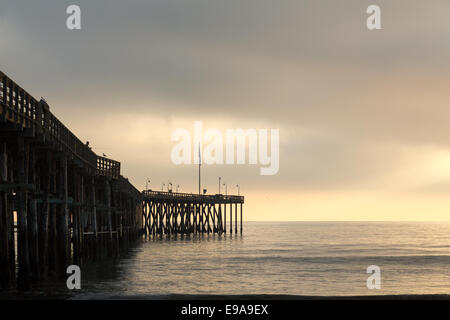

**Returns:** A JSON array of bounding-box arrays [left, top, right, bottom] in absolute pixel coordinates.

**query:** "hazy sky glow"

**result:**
[[2, 0, 450, 220]]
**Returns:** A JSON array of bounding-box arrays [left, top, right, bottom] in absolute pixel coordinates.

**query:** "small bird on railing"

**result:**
[[102, 153, 107, 157]]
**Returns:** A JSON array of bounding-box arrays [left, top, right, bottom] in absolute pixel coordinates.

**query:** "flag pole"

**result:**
[[198, 144, 201, 194]]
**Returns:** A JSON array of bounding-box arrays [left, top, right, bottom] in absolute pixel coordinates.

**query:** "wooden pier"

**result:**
[[142, 191, 244, 236], [0, 71, 142, 289], [0, 70, 244, 290]]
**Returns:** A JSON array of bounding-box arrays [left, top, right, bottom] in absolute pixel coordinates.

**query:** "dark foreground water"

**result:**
[[3, 222, 450, 299]]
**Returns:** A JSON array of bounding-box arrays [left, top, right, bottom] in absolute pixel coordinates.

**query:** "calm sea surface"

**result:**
[[4, 222, 450, 298]]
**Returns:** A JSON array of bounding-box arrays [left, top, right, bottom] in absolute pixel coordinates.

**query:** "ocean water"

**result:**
[[5, 222, 450, 298]]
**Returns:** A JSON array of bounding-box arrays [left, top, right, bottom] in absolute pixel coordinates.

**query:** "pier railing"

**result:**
[[143, 190, 244, 203], [97, 156, 121, 179], [0, 71, 121, 179]]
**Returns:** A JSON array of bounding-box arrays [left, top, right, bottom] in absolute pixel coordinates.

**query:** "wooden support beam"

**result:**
[[224, 203, 226, 233], [72, 171, 81, 265], [240, 203, 243, 234], [159, 202, 163, 237], [35, 197, 75, 204], [17, 137, 30, 289], [91, 177, 98, 257], [230, 203, 233, 235], [153, 201, 157, 235], [235, 203, 237, 234], [0, 141, 12, 288], [218, 204, 223, 234], [202, 203, 205, 233], [0, 142, 7, 182], [78, 175, 85, 262], [56, 155, 69, 278], [143, 200, 148, 237], [104, 178, 113, 256], [0, 183, 34, 191], [38, 151, 51, 279], [207, 204, 211, 234], [0, 191, 12, 288], [48, 203, 57, 277], [28, 147, 40, 282], [38, 193, 49, 279]]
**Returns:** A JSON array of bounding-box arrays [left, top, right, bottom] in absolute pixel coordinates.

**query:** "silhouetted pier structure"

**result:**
[[0, 70, 244, 290], [142, 190, 244, 236], [0, 71, 142, 289]]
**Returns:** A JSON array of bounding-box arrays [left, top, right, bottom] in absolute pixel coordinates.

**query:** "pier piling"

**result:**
[[142, 190, 243, 237]]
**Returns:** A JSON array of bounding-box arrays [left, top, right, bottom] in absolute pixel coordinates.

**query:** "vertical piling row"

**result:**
[[141, 192, 243, 237], [0, 139, 142, 289]]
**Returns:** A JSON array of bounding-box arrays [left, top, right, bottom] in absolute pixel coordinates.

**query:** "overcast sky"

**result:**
[[2, 0, 450, 220]]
